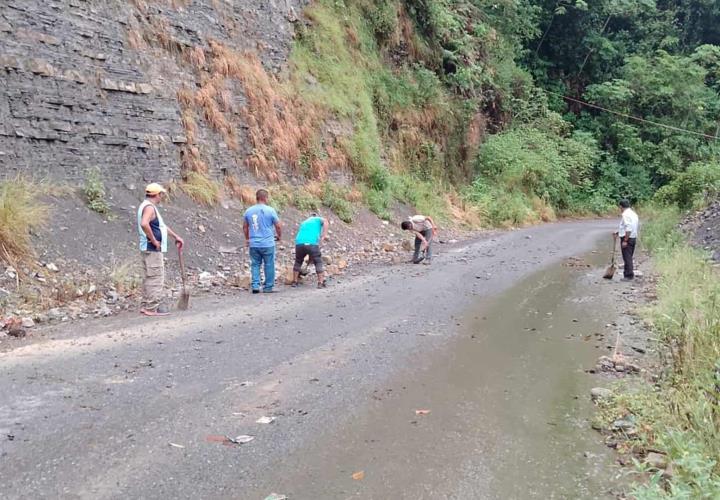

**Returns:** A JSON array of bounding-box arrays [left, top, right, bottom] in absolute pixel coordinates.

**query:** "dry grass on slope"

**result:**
[[0, 177, 50, 263]]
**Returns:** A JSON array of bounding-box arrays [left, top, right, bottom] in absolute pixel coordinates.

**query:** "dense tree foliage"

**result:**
[[526, 0, 720, 207], [294, 0, 719, 224]]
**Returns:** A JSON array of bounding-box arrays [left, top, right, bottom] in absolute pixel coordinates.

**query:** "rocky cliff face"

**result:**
[[0, 0, 306, 185]]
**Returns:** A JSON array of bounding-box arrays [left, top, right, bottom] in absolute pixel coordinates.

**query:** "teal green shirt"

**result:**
[[295, 217, 323, 245]]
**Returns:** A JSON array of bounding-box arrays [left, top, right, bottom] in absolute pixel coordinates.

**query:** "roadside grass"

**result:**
[[109, 257, 141, 295], [181, 171, 222, 206], [0, 177, 50, 262], [606, 207, 720, 498]]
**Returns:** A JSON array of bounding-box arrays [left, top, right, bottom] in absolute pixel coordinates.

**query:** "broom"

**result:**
[[603, 237, 617, 280], [177, 245, 190, 310]]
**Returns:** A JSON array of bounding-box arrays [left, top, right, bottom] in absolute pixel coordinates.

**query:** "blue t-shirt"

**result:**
[[295, 217, 323, 245], [244, 204, 279, 248]]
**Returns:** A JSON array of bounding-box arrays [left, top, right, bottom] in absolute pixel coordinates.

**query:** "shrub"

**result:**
[[293, 190, 321, 211], [364, 186, 393, 220], [389, 174, 449, 222], [0, 177, 49, 261], [322, 183, 354, 223], [467, 126, 604, 223], [365, 0, 398, 42], [181, 171, 221, 206], [654, 161, 720, 209], [84, 167, 110, 215]]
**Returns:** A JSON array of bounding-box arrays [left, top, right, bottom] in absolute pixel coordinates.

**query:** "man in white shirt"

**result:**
[[401, 214, 438, 264], [613, 199, 639, 281]]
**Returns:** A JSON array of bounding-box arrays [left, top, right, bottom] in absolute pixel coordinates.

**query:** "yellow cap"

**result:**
[[145, 183, 167, 195]]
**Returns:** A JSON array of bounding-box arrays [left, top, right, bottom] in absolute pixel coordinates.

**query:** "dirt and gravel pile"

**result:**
[[681, 199, 720, 260]]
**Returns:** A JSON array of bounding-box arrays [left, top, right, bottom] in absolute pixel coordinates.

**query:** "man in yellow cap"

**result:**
[[137, 183, 184, 316]]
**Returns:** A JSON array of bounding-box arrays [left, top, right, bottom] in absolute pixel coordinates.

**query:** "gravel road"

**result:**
[[0, 220, 619, 499]]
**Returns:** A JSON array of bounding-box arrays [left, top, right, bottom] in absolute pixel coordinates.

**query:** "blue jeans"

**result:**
[[250, 246, 276, 291]]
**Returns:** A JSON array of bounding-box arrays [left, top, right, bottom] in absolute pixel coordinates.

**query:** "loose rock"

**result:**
[[590, 387, 613, 401], [645, 452, 668, 469]]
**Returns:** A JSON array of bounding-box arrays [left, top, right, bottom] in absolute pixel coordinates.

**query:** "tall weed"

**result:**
[[181, 172, 221, 206], [0, 177, 49, 262]]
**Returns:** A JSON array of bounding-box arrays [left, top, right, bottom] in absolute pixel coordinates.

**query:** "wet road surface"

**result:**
[[0, 221, 624, 499]]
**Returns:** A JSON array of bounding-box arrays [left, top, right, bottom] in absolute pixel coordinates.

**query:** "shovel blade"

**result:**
[[177, 289, 190, 310], [603, 264, 616, 280]]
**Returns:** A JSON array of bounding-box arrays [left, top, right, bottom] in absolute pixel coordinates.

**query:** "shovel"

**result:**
[[177, 245, 190, 310], [603, 237, 617, 280]]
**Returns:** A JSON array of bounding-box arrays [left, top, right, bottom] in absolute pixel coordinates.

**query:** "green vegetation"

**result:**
[[0, 177, 49, 261], [181, 171, 221, 206], [528, 1, 720, 207], [285, 0, 719, 225], [293, 190, 322, 212], [290, 0, 471, 221], [597, 210, 720, 497], [84, 167, 111, 215], [321, 183, 354, 223]]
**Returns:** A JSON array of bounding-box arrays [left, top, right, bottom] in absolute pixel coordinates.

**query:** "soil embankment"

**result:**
[[682, 200, 720, 260]]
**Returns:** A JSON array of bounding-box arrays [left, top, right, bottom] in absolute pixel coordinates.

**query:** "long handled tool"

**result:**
[[603, 237, 617, 280], [177, 246, 190, 310]]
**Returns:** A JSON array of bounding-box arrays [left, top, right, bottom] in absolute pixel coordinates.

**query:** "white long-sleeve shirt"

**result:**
[[618, 208, 639, 238]]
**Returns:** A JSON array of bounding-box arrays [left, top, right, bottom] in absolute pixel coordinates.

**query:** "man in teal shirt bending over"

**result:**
[[243, 189, 282, 293], [291, 212, 328, 289]]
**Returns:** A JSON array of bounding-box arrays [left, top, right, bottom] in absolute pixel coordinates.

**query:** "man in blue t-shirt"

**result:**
[[291, 212, 328, 289], [243, 189, 282, 293]]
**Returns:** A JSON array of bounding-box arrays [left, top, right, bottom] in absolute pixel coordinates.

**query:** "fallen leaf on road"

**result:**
[[256, 416, 276, 424], [264, 494, 287, 500], [352, 471, 365, 480], [415, 409, 431, 415]]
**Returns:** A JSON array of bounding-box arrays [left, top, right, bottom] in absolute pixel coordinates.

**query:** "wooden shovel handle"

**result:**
[[178, 246, 187, 287]]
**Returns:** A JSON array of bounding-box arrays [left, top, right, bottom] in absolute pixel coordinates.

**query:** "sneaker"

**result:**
[[290, 281, 299, 288], [263, 289, 276, 293], [412, 256, 425, 264], [317, 281, 327, 289], [252, 289, 260, 294], [620, 277, 634, 282], [422, 260, 431, 265]]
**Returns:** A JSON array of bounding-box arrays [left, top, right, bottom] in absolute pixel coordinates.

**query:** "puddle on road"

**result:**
[[253, 249, 625, 499]]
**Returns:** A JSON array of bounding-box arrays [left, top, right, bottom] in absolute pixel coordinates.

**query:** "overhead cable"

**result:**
[[545, 90, 719, 141]]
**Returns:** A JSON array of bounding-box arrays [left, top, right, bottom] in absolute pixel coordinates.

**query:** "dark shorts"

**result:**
[[294, 244, 324, 273]]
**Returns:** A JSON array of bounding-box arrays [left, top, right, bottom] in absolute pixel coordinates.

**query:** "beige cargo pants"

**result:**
[[141, 251, 165, 311]]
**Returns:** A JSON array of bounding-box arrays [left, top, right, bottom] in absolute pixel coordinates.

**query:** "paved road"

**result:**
[[0, 220, 617, 499]]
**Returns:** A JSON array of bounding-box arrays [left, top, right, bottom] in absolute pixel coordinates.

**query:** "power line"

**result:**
[[545, 90, 719, 141]]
